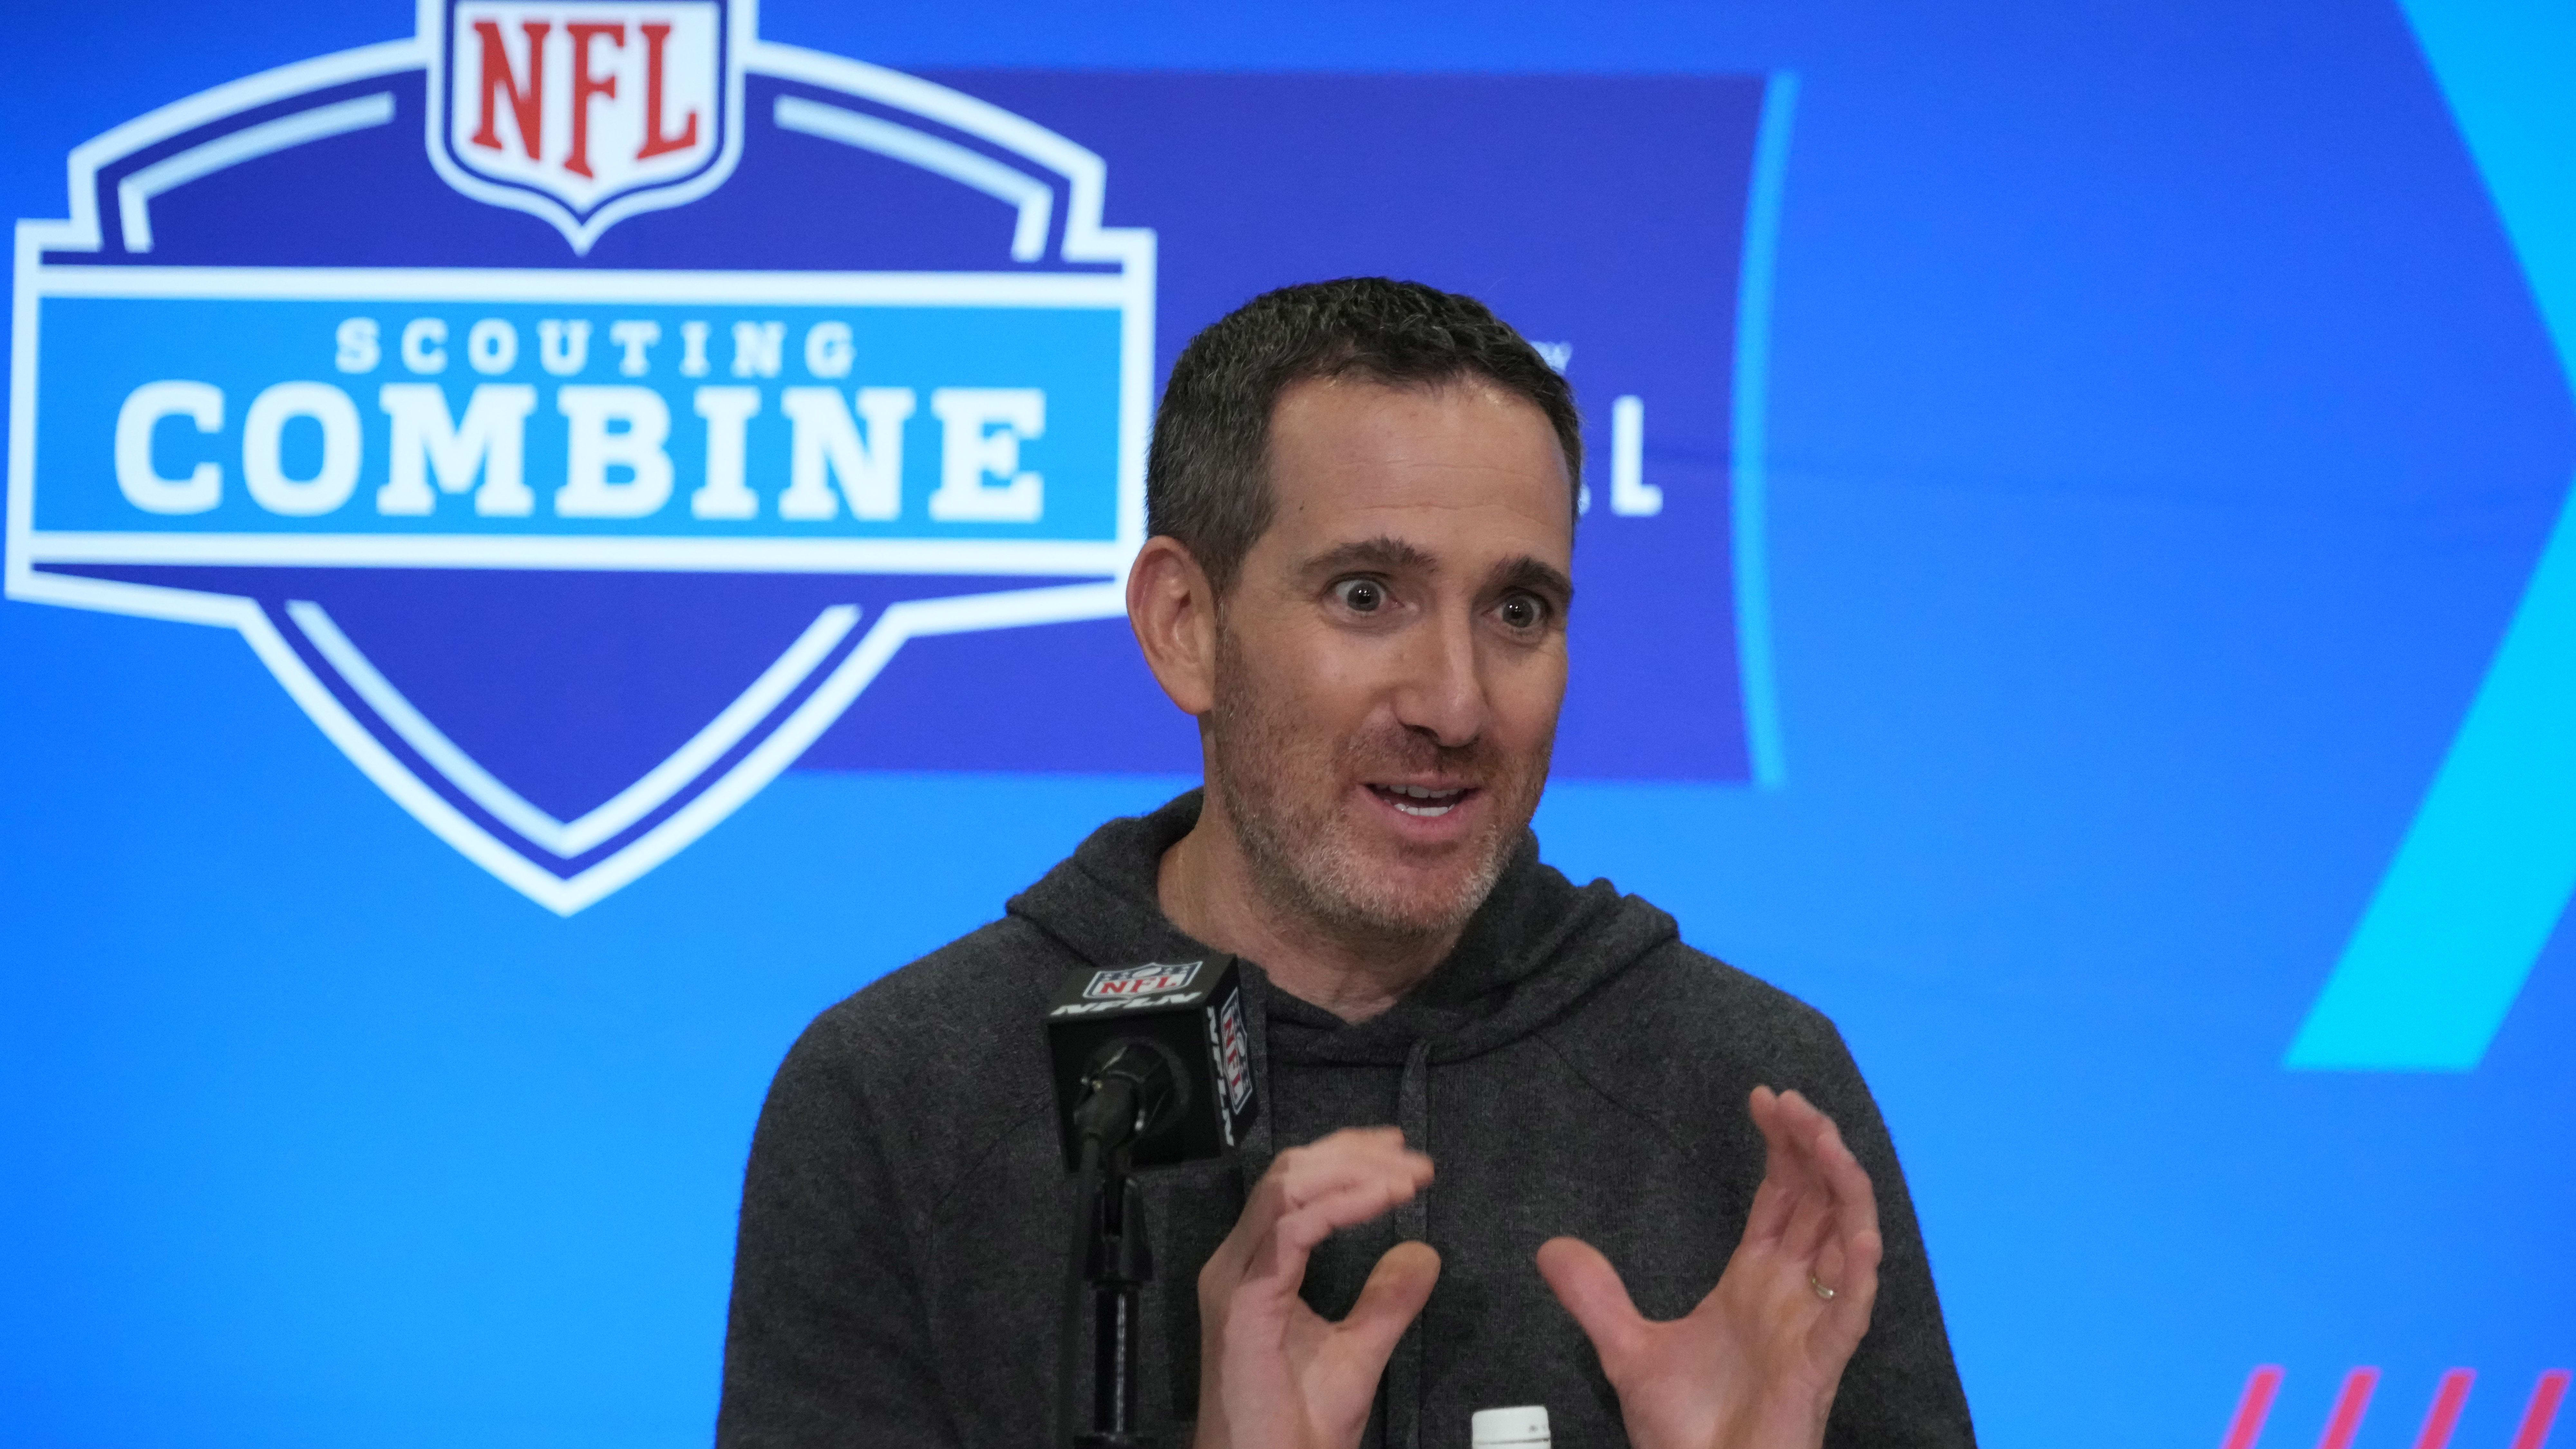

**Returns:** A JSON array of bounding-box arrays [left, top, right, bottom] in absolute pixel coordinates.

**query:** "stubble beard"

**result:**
[[1204, 620, 1550, 949]]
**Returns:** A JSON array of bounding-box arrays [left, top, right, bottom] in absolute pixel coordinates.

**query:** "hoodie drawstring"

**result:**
[[1239, 980, 1282, 1185], [1384, 1037, 1433, 1449]]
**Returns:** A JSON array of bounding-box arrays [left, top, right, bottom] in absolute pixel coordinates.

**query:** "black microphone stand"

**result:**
[[1060, 1048, 1171, 1449], [1075, 1136, 1154, 1448]]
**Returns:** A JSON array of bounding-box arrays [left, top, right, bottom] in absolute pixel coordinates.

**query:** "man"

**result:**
[[719, 279, 1976, 1449]]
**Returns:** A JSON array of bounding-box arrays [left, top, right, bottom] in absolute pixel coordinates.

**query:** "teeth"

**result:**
[[1375, 783, 1465, 818]]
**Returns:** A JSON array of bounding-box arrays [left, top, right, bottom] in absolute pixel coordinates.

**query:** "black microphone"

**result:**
[[1045, 956, 1258, 1171]]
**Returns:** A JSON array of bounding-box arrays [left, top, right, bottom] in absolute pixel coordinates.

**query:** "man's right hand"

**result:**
[[1193, 1126, 1441, 1449]]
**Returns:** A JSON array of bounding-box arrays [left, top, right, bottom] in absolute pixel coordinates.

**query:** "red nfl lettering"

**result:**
[[464, 13, 699, 176], [562, 21, 623, 179], [469, 19, 547, 158], [637, 22, 698, 157], [431, 0, 741, 252]]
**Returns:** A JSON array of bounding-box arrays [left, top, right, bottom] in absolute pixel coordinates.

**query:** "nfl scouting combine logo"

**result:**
[[7, 0, 1154, 913]]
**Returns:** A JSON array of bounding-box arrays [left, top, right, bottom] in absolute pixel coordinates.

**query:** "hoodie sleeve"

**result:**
[[1797, 1020, 1980, 1449], [717, 1010, 958, 1449]]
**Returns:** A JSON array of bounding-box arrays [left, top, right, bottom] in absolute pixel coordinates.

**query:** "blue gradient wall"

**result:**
[[2, 4, 2569, 1448]]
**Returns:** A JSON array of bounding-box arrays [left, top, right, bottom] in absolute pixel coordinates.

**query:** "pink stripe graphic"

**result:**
[[2221, 1366, 2286, 1449], [2511, 1370, 2570, 1449], [2411, 1370, 2475, 1449], [2316, 1368, 2381, 1449]]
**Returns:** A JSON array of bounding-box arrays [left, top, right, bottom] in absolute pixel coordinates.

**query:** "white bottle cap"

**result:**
[[1470, 1405, 1551, 1447]]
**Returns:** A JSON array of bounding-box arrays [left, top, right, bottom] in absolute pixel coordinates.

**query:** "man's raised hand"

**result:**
[[1193, 1126, 1441, 1449], [1536, 1087, 1883, 1449]]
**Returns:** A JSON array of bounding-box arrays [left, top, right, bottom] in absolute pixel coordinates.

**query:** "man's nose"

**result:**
[[1390, 604, 1489, 748]]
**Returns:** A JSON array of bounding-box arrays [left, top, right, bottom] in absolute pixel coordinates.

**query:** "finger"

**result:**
[[1745, 1087, 1824, 1249], [1229, 1132, 1431, 1263], [1806, 1108, 1878, 1246], [1780, 1156, 1837, 1262], [1742, 1088, 1787, 1243], [1761, 1089, 1833, 1176], [1301, 1125, 1418, 1161], [1334, 1241, 1442, 1368], [1281, 1172, 1431, 1249], [1207, 1132, 1433, 1323], [1845, 1227, 1885, 1321], [1242, 1169, 1432, 1303], [1257, 1130, 1431, 1215], [1535, 1236, 1650, 1371], [1807, 1115, 1883, 1327], [1770, 1094, 1848, 1261], [1234, 1199, 1335, 1312], [1804, 1219, 1882, 1366]]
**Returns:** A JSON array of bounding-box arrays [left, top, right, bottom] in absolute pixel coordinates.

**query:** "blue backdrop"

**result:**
[[2, 3, 2569, 1447]]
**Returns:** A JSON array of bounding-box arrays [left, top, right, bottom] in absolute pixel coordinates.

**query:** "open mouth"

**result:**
[[1367, 782, 1474, 818]]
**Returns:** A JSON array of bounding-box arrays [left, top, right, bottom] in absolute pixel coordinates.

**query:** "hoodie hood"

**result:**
[[1005, 789, 1682, 1066], [1005, 790, 1695, 1448]]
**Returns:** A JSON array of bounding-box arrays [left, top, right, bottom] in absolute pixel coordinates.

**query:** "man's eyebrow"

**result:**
[[1491, 554, 1575, 609], [1299, 535, 1439, 578]]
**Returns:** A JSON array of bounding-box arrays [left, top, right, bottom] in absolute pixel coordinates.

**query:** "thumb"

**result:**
[[1537, 1236, 1648, 1370], [1335, 1240, 1441, 1368]]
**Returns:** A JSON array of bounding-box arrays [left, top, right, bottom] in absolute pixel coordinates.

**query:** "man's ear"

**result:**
[[1127, 535, 1220, 716]]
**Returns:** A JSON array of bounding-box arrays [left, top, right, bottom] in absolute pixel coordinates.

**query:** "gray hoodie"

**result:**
[[718, 792, 1976, 1449]]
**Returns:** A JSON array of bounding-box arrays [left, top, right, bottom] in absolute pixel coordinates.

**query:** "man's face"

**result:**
[[1206, 375, 1574, 940]]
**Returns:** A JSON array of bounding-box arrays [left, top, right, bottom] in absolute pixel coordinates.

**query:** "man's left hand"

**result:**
[[1536, 1086, 1882, 1449]]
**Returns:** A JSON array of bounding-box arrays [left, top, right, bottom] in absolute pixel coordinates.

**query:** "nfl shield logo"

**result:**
[[426, 0, 748, 252], [1084, 962, 1202, 1000], [1215, 989, 1252, 1115]]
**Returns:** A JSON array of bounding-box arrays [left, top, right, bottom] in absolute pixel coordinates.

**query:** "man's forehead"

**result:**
[[1267, 374, 1563, 470], [1263, 376, 1575, 558]]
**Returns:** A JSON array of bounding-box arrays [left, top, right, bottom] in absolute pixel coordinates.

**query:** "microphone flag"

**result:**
[[1044, 956, 1257, 1170]]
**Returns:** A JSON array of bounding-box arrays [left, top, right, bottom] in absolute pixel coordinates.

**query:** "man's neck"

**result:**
[[1156, 795, 1458, 1025]]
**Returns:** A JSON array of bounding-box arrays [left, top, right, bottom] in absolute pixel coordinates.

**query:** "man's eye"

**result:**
[[1497, 593, 1547, 630], [1333, 578, 1386, 613]]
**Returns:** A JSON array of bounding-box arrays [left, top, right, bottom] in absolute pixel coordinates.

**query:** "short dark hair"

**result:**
[[1146, 278, 1583, 593]]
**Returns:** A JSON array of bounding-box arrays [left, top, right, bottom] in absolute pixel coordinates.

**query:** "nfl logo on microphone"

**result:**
[[9, 0, 1155, 914], [1084, 962, 1203, 1000]]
